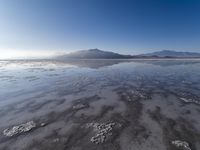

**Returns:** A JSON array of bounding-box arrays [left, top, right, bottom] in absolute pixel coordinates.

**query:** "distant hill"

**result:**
[[55, 49, 134, 59], [140, 50, 200, 58], [54, 49, 200, 59]]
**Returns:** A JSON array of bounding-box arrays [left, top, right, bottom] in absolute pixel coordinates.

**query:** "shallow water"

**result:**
[[0, 59, 200, 150]]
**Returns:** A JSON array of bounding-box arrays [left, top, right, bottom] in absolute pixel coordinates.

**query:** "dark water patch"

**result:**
[[148, 106, 200, 150]]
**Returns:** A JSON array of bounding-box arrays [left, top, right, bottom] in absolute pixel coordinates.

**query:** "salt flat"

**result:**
[[0, 59, 200, 150]]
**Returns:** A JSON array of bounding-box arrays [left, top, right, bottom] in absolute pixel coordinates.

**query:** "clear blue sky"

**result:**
[[0, 0, 200, 57]]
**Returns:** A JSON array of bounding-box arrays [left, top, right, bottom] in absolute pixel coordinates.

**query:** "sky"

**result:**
[[0, 0, 200, 58]]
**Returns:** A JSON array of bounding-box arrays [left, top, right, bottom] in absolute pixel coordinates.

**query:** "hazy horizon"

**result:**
[[1, 48, 200, 59]]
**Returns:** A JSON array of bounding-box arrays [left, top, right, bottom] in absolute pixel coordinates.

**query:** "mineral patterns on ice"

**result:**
[[180, 97, 200, 105], [177, 91, 200, 105], [122, 89, 149, 102], [3, 121, 36, 137], [172, 140, 191, 150], [86, 122, 116, 144], [72, 103, 87, 109]]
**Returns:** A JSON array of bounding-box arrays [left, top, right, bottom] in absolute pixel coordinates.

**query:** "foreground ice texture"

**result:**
[[3, 121, 36, 137]]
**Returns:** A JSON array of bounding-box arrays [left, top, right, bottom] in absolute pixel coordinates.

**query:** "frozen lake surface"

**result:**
[[0, 59, 200, 150]]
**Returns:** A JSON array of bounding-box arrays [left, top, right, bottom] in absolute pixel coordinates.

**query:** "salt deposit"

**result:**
[[3, 121, 36, 137], [172, 140, 191, 150]]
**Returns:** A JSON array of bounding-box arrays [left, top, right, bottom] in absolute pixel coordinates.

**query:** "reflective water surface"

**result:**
[[0, 59, 200, 150]]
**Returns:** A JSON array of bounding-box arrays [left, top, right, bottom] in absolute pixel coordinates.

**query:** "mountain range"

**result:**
[[55, 49, 133, 59], [141, 50, 200, 58], [55, 49, 200, 59]]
